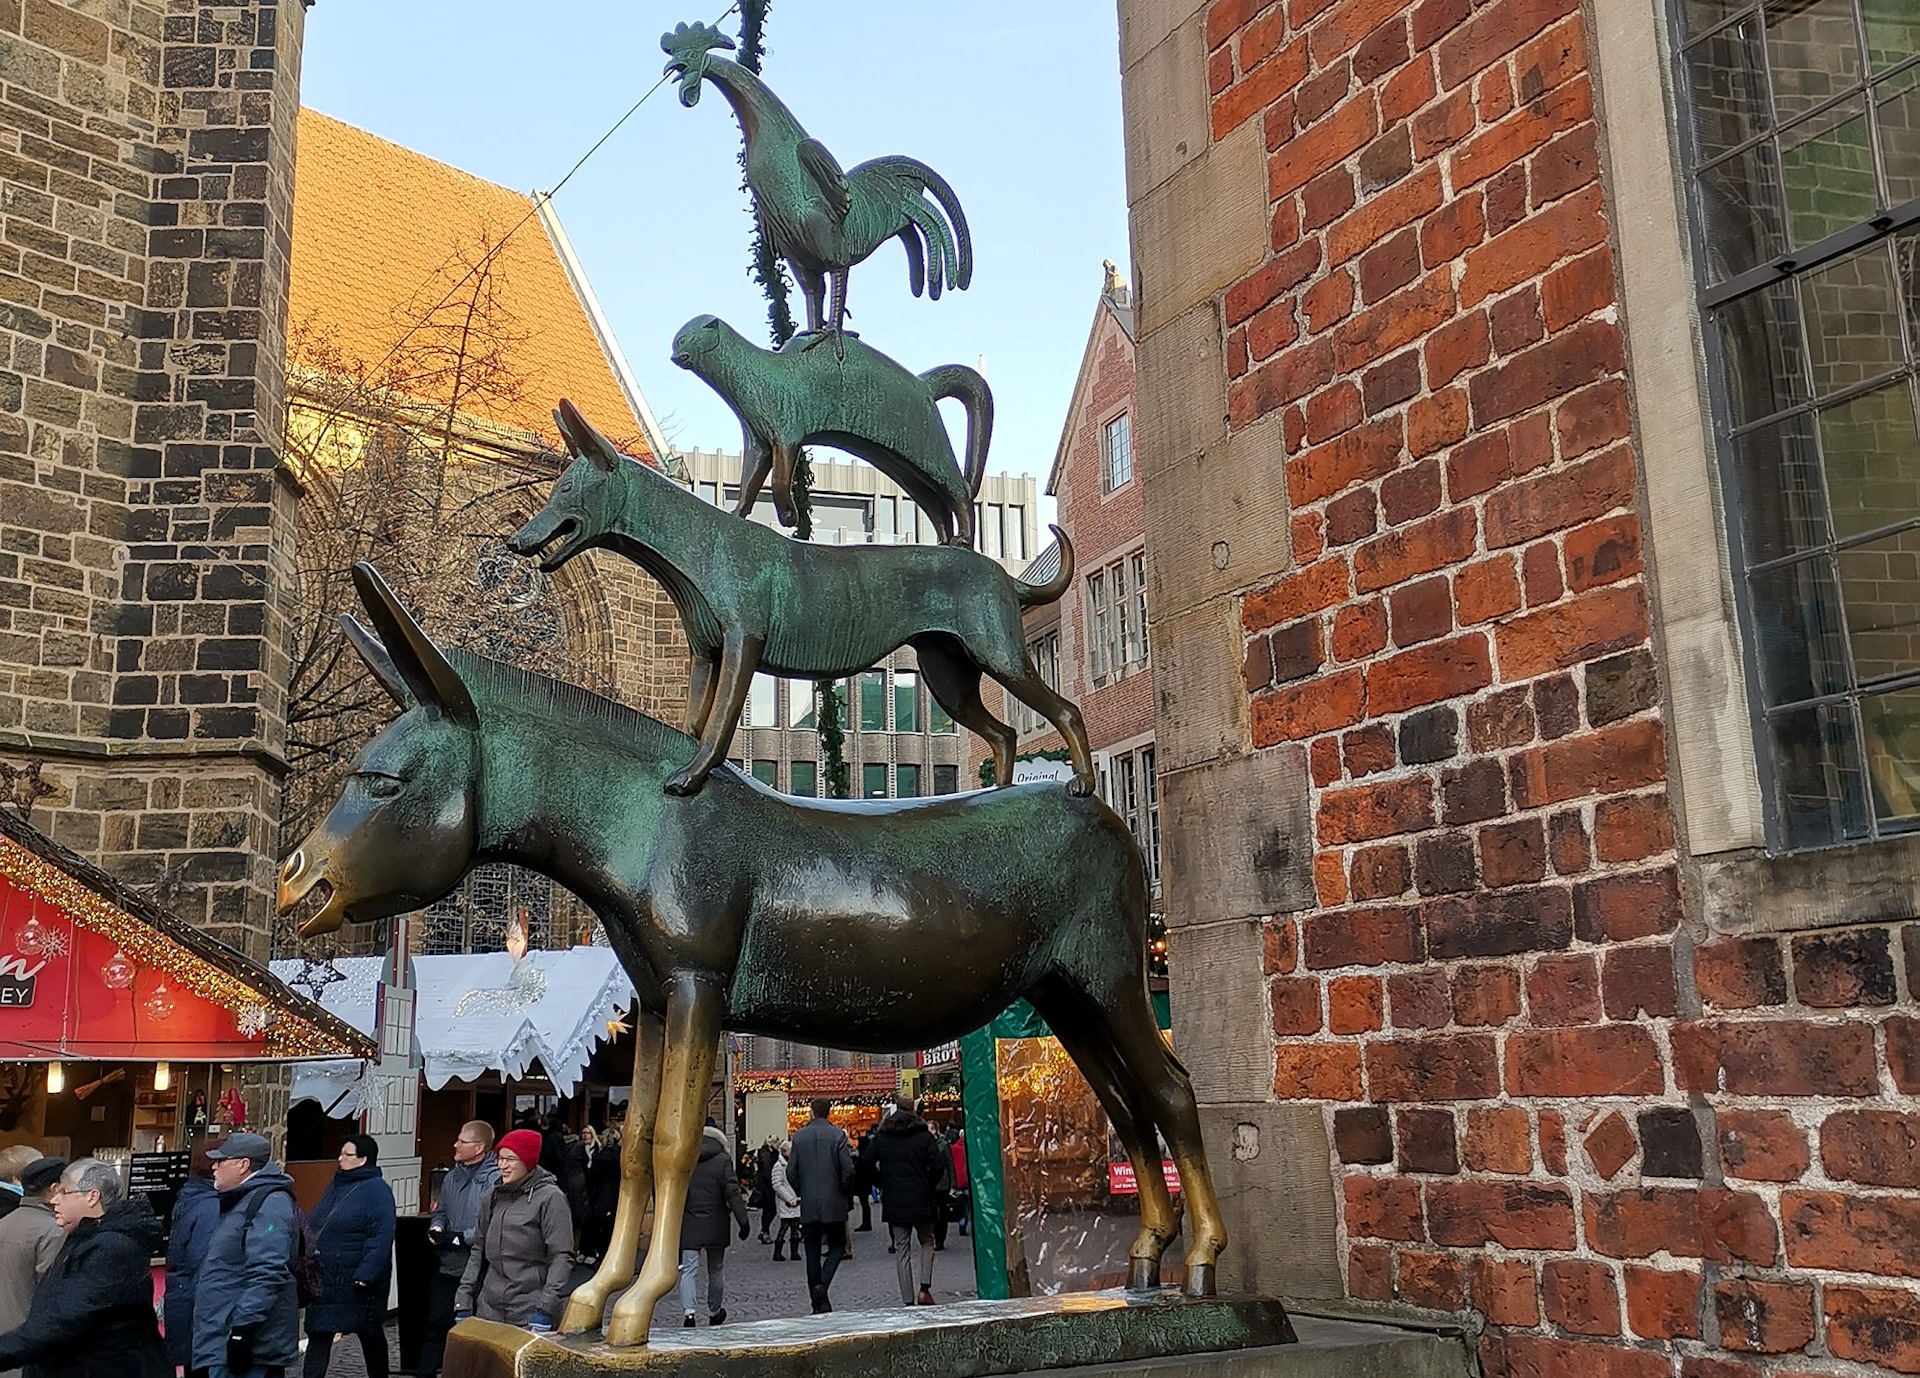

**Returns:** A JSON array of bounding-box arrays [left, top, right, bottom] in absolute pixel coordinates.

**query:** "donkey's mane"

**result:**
[[445, 648, 694, 752]]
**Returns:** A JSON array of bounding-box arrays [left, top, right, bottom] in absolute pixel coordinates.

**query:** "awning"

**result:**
[[0, 812, 374, 1063], [271, 946, 633, 1107], [266, 954, 384, 1115], [412, 947, 632, 1092]]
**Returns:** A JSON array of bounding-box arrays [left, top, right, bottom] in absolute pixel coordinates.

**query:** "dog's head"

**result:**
[[507, 400, 632, 573]]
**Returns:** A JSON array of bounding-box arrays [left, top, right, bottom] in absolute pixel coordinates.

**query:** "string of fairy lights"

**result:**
[[0, 836, 358, 1060]]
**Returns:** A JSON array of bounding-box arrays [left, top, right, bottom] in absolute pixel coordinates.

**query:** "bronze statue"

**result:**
[[277, 564, 1227, 1346], [662, 20, 973, 342], [507, 401, 1095, 797], [672, 313, 991, 545]]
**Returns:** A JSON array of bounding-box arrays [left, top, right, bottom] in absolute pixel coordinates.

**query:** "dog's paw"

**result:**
[[1067, 772, 1096, 798], [664, 767, 708, 797]]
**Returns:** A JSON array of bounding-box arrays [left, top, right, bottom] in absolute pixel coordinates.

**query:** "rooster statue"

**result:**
[[662, 21, 973, 344]]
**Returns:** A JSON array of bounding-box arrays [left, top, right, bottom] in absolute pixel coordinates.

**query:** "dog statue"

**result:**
[[508, 400, 1094, 798], [671, 313, 991, 546]]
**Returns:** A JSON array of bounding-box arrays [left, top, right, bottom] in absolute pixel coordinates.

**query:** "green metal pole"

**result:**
[[959, 1026, 1008, 1299]]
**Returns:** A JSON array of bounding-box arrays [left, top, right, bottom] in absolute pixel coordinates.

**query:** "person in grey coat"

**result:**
[[420, 1121, 500, 1376], [786, 1098, 855, 1314], [191, 1134, 301, 1378], [454, 1129, 571, 1331], [0, 1159, 67, 1378], [677, 1126, 749, 1327]]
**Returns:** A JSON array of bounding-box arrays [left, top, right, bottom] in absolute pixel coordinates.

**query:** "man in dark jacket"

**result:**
[[0, 1157, 169, 1378], [421, 1121, 499, 1376], [677, 1126, 749, 1326], [862, 1096, 945, 1305], [751, 1139, 778, 1243], [192, 1133, 301, 1378], [786, 1098, 855, 1314]]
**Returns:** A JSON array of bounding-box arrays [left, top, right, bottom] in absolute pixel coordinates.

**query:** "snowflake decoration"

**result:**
[[36, 926, 68, 959], [236, 1002, 271, 1038]]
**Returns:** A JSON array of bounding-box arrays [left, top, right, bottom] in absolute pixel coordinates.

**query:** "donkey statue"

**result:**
[[278, 564, 1226, 1345]]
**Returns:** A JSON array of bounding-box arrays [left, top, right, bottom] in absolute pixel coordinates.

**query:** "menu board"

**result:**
[[128, 1151, 191, 1252]]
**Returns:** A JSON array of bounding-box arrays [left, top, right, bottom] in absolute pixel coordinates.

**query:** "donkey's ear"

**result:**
[[557, 398, 619, 473], [350, 563, 477, 727], [340, 615, 410, 710]]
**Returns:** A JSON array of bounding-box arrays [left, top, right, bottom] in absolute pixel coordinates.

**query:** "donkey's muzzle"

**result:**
[[277, 847, 343, 937]]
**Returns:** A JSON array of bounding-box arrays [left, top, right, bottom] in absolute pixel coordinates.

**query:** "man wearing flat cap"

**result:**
[[191, 1134, 301, 1378], [0, 1158, 65, 1378]]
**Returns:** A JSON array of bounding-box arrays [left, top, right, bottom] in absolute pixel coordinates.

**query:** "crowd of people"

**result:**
[[0, 1094, 969, 1377]]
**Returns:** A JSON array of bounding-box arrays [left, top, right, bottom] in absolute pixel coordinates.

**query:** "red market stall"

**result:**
[[0, 809, 375, 1157]]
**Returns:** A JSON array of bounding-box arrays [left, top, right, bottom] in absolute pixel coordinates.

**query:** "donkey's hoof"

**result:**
[[558, 1294, 603, 1335], [1184, 1262, 1217, 1297], [1126, 1257, 1161, 1291], [605, 1313, 652, 1348]]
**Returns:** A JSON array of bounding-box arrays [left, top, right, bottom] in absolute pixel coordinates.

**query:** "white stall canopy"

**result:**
[[272, 946, 634, 1112]]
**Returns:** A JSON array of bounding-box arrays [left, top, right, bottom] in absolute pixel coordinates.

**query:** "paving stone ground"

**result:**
[[315, 1225, 980, 1375]]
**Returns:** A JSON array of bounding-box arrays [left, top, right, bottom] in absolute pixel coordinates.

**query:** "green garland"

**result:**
[[738, 0, 841, 796]]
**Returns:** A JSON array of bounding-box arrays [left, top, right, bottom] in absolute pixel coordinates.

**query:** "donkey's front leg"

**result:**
[[664, 630, 765, 796], [605, 977, 724, 1346], [559, 1009, 663, 1334]]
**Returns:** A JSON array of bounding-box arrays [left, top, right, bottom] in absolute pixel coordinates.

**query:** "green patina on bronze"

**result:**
[[506, 401, 1094, 798], [445, 1292, 1297, 1378], [661, 20, 973, 339], [279, 564, 1229, 1341], [672, 313, 991, 546]]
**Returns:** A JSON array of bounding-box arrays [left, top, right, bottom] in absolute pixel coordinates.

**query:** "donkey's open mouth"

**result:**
[[277, 848, 341, 938]]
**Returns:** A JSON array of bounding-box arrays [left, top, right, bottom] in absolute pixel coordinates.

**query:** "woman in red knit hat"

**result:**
[[453, 1128, 573, 1331]]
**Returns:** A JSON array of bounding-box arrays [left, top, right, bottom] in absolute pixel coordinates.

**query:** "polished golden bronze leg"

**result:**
[[560, 1010, 664, 1334], [605, 978, 723, 1345]]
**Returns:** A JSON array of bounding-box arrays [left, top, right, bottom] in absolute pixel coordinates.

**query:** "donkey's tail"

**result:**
[[919, 363, 993, 495], [1017, 527, 1074, 608]]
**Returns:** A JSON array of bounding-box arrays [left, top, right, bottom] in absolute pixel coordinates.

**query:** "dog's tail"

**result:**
[[1017, 527, 1074, 608], [919, 363, 993, 495]]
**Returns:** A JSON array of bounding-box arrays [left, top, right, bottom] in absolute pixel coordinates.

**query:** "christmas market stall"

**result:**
[[0, 809, 375, 1244]]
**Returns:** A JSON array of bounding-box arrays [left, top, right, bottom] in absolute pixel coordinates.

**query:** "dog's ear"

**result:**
[[557, 399, 620, 473]]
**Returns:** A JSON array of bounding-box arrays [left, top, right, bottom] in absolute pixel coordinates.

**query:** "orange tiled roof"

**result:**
[[288, 108, 649, 457]]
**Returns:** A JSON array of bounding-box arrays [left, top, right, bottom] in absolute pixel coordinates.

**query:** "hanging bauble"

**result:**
[[101, 949, 135, 990], [143, 981, 175, 1022], [15, 914, 45, 956]]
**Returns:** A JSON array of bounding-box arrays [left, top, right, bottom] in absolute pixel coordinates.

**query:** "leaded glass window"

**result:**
[[1676, 0, 1920, 847]]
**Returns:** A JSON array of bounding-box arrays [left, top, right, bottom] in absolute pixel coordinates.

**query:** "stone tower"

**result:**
[[0, 1, 308, 963]]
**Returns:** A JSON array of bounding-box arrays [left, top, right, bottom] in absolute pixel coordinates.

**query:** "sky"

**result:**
[[298, 1, 1131, 498]]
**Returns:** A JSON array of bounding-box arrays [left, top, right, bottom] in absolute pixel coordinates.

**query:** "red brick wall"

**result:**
[[1206, 0, 1920, 1371]]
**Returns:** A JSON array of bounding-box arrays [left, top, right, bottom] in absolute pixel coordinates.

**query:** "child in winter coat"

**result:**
[[769, 1141, 801, 1261]]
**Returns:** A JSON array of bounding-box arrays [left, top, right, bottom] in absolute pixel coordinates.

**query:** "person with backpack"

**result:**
[[163, 1136, 225, 1378], [301, 1135, 395, 1378], [191, 1133, 302, 1378]]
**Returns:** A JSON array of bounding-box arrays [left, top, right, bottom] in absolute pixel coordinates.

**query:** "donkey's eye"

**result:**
[[360, 772, 405, 800]]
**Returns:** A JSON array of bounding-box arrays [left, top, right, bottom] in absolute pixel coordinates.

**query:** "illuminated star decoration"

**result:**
[[605, 1009, 631, 1040], [287, 954, 348, 1002]]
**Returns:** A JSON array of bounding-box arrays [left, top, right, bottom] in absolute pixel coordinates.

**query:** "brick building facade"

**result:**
[[1006, 262, 1161, 892], [1123, 0, 1920, 1371]]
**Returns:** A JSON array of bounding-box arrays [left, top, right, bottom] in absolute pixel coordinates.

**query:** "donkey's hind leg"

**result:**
[[1100, 988, 1229, 1295], [918, 639, 1014, 786], [560, 1008, 664, 1334], [1033, 984, 1182, 1289]]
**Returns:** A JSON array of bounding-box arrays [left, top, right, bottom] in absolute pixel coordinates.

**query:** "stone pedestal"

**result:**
[[445, 1291, 1299, 1378]]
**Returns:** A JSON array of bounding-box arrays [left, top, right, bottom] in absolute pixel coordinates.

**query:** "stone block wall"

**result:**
[[0, 0, 305, 962], [1123, 0, 1920, 1369]]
